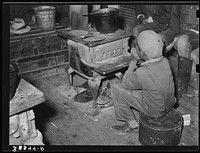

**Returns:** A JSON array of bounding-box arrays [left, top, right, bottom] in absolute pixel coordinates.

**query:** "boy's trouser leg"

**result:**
[[111, 84, 148, 122]]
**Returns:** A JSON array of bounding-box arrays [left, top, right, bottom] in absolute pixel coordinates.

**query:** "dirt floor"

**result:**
[[27, 72, 198, 150], [32, 74, 141, 146]]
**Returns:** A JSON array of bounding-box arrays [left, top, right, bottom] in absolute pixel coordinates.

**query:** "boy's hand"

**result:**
[[147, 16, 154, 23], [131, 47, 140, 62], [128, 60, 138, 71]]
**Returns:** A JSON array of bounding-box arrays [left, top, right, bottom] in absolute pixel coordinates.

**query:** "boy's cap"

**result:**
[[137, 30, 163, 59]]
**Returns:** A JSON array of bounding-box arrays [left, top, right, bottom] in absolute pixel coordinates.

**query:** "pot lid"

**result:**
[[93, 7, 119, 14], [68, 30, 89, 37]]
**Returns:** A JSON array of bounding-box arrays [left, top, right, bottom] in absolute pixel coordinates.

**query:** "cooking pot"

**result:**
[[92, 7, 119, 34]]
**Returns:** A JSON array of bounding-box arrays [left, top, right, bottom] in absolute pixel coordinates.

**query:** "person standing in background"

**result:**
[[162, 4, 199, 100], [126, 5, 180, 49]]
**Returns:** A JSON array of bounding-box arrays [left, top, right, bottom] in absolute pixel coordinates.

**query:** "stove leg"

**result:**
[[67, 67, 74, 86], [88, 77, 101, 108]]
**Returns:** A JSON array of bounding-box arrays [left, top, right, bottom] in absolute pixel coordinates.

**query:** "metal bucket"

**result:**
[[139, 109, 183, 146], [92, 7, 119, 34], [34, 6, 55, 30]]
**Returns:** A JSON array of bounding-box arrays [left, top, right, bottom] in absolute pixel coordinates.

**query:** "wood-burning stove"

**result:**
[[57, 28, 133, 108]]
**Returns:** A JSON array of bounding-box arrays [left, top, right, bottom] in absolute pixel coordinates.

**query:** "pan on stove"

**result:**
[[82, 36, 105, 42]]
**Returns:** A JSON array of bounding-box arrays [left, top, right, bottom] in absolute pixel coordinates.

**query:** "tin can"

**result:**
[[34, 6, 55, 30]]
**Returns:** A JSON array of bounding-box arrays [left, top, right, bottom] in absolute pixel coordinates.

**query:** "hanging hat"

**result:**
[[137, 30, 163, 59]]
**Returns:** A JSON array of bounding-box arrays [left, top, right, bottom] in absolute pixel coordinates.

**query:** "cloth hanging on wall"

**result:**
[[70, 5, 88, 29]]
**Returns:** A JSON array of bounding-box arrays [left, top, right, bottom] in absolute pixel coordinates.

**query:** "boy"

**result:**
[[110, 30, 176, 134]]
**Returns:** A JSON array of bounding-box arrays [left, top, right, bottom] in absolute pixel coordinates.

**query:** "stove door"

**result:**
[[68, 42, 93, 77]]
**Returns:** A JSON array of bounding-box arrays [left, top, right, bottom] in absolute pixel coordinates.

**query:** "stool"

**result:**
[[138, 109, 183, 146]]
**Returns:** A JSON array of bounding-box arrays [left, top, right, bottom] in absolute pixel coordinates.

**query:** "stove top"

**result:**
[[57, 28, 132, 47]]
